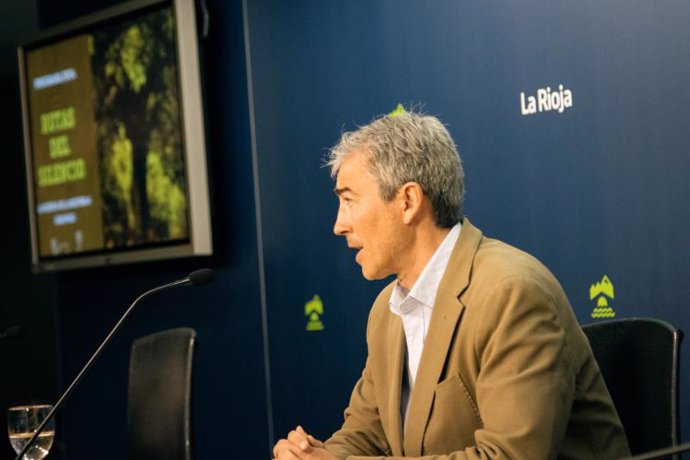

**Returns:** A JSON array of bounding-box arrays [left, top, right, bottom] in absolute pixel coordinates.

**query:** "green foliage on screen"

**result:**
[[92, 7, 188, 248]]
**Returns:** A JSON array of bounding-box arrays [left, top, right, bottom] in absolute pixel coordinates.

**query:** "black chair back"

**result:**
[[127, 327, 196, 460], [582, 318, 683, 456]]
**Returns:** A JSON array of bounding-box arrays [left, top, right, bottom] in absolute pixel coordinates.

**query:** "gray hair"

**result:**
[[327, 111, 464, 227]]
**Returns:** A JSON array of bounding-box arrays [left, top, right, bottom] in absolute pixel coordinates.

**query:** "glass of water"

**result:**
[[7, 405, 54, 460]]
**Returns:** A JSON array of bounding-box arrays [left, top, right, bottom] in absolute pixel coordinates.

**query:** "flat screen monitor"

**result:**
[[18, 0, 212, 272]]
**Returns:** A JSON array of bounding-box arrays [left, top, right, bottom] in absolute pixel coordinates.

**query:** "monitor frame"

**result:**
[[17, 0, 212, 272]]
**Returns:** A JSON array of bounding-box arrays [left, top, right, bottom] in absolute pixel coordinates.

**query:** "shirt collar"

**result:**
[[390, 222, 462, 315]]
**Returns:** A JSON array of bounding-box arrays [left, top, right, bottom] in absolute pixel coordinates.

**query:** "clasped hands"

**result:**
[[273, 426, 338, 460]]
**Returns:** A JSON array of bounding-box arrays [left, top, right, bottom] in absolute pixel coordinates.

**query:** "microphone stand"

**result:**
[[14, 269, 212, 460]]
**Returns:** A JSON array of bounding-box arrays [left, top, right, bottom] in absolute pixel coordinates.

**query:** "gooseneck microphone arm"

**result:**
[[14, 269, 214, 460]]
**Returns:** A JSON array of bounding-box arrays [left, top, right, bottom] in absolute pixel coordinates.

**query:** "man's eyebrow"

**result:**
[[334, 187, 352, 196]]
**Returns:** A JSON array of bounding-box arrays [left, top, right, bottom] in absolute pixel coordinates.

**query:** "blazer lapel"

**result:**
[[402, 219, 482, 455], [385, 314, 405, 455]]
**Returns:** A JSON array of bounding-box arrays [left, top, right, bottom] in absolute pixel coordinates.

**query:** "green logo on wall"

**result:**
[[590, 275, 616, 319], [388, 103, 407, 117], [305, 294, 324, 331]]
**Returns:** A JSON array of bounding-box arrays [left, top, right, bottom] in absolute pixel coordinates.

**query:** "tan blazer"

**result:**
[[325, 220, 630, 459]]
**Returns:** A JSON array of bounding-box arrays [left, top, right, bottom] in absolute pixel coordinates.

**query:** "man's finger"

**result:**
[[288, 428, 311, 451], [307, 434, 325, 448], [296, 426, 325, 448], [273, 439, 305, 459]]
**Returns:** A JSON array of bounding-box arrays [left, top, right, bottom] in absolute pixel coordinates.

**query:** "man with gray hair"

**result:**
[[273, 111, 630, 459]]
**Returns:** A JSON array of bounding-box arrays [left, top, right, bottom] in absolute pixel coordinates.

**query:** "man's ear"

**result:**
[[398, 182, 424, 225]]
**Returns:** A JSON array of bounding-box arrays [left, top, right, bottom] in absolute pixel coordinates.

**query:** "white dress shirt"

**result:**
[[389, 222, 461, 424]]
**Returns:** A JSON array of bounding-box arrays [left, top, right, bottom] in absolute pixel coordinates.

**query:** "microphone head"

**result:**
[[189, 268, 214, 286], [1, 325, 22, 339]]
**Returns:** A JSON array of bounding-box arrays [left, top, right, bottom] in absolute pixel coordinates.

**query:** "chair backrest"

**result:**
[[582, 318, 683, 456], [127, 327, 196, 460]]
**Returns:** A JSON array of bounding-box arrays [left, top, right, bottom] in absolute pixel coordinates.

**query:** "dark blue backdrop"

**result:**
[[245, 0, 690, 449], [10, 0, 690, 458]]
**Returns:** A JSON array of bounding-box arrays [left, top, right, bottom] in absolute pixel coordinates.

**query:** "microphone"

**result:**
[[0, 325, 22, 340], [624, 441, 690, 460], [189, 268, 214, 286], [14, 269, 214, 460]]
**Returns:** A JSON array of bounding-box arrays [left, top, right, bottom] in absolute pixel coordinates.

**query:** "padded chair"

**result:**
[[127, 327, 196, 460], [582, 318, 683, 456]]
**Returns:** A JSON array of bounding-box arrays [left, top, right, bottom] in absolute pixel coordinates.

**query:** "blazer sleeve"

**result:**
[[468, 273, 575, 459], [324, 356, 393, 458]]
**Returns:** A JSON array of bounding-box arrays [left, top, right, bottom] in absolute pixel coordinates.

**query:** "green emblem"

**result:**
[[305, 294, 324, 331], [388, 103, 407, 117], [590, 275, 616, 319]]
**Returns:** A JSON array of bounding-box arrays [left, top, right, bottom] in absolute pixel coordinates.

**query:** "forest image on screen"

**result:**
[[26, 6, 189, 260]]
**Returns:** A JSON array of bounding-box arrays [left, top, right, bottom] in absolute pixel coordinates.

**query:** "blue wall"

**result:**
[[11, 0, 690, 458], [246, 0, 690, 447]]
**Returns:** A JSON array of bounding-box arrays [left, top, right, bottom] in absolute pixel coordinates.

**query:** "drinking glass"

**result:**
[[7, 405, 54, 460]]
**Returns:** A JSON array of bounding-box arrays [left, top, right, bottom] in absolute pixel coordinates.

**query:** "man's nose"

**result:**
[[333, 207, 349, 235]]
